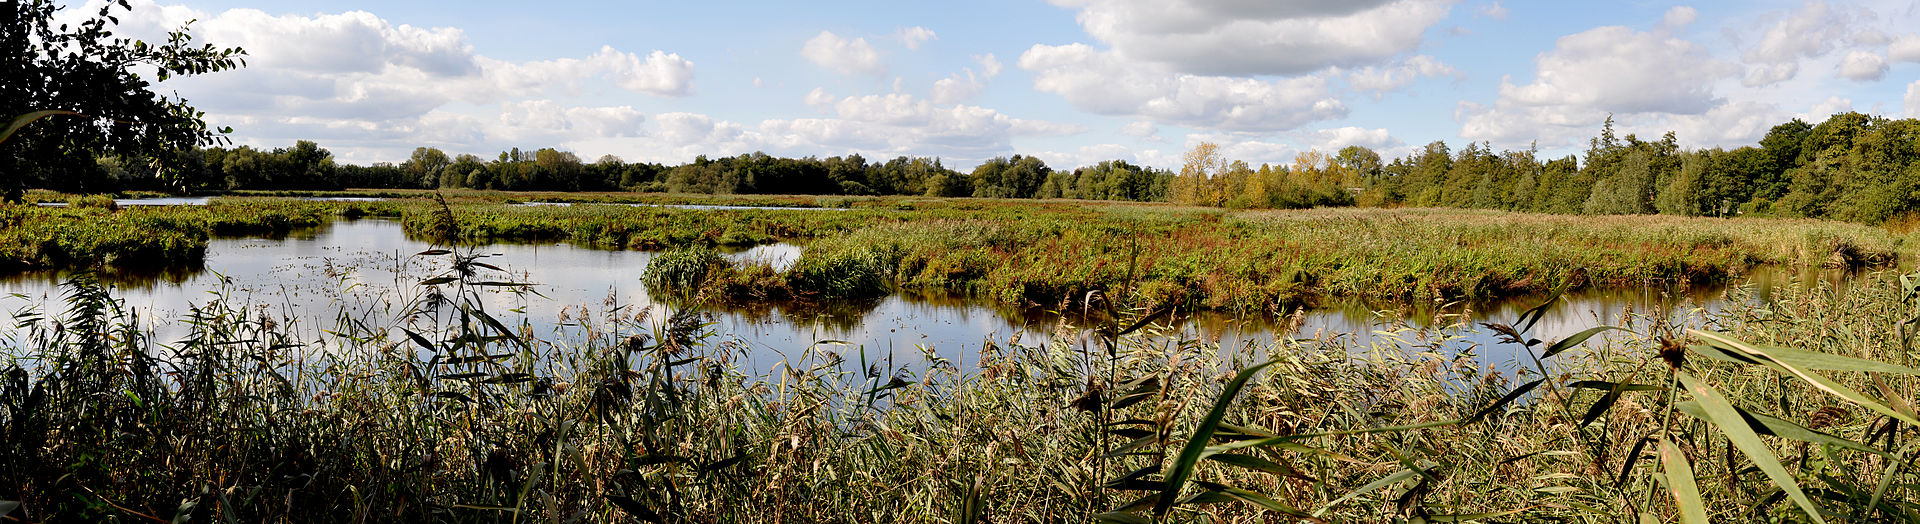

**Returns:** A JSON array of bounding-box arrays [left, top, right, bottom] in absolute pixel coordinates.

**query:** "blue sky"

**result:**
[[84, 0, 1920, 169]]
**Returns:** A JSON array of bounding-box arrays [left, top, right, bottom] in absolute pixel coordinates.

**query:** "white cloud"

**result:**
[[1737, 2, 1861, 86], [1743, 63, 1799, 87], [1030, 143, 1148, 170], [1345, 55, 1459, 97], [1309, 127, 1402, 151], [1120, 121, 1158, 138], [1459, 10, 1739, 147], [1479, 2, 1509, 20], [497, 100, 646, 141], [752, 91, 1086, 162], [931, 55, 1004, 105], [1801, 96, 1853, 121], [606, 50, 696, 96], [1660, 6, 1698, 30], [1019, 43, 1346, 132], [1499, 17, 1733, 114], [1056, 0, 1454, 76], [654, 112, 744, 146], [804, 87, 837, 107], [1891, 34, 1920, 63], [1906, 81, 1920, 118], [975, 54, 1005, 78], [896, 26, 937, 50], [930, 70, 987, 104], [1658, 101, 1788, 146], [801, 31, 885, 75], [1837, 50, 1888, 81]]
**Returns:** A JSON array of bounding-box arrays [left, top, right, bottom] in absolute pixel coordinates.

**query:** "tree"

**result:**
[[403, 147, 451, 189], [1173, 142, 1225, 206], [1, 0, 247, 200]]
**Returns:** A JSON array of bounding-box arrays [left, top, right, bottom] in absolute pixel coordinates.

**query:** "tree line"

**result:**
[[29, 111, 1920, 224], [57, 144, 1178, 202], [1168, 112, 1920, 223]]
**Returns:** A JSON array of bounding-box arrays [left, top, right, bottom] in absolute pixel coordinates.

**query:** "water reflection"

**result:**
[[0, 218, 1835, 373]]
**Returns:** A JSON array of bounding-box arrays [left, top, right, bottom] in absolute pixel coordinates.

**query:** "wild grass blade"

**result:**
[[1151, 359, 1279, 517], [1675, 370, 1827, 524], [1690, 330, 1920, 427], [1659, 437, 1709, 524]]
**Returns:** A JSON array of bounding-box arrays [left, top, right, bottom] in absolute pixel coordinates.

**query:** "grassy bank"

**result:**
[[0, 199, 388, 274], [4, 194, 1910, 314], [3, 246, 1918, 521], [562, 202, 1901, 313]]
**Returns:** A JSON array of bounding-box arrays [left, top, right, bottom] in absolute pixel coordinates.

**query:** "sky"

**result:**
[[71, 0, 1920, 169]]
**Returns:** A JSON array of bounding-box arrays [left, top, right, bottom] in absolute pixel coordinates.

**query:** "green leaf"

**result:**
[[1675, 401, 1885, 456], [0, 500, 19, 519], [1316, 468, 1418, 517], [604, 495, 663, 523], [1701, 335, 1920, 374], [1463, 378, 1542, 425], [419, 276, 459, 286], [402, 329, 436, 352], [1676, 370, 1827, 524], [1153, 359, 1279, 517], [1, 110, 84, 145], [1659, 437, 1709, 524], [1542, 326, 1627, 358], [1690, 330, 1920, 427], [1426, 509, 1529, 522], [415, 249, 452, 256], [1205, 453, 1300, 478], [1093, 512, 1150, 524], [1567, 380, 1666, 392], [1191, 481, 1313, 517]]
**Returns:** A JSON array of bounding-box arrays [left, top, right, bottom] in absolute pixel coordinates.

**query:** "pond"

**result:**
[[0, 218, 1820, 372]]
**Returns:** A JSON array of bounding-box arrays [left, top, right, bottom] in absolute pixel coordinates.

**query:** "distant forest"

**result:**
[[47, 111, 1920, 223]]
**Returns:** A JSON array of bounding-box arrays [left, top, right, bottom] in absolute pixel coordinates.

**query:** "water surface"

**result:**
[[0, 219, 1803, 373]]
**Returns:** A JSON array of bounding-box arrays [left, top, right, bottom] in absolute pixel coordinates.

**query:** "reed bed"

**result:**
[[3, 238, 1919, 522]]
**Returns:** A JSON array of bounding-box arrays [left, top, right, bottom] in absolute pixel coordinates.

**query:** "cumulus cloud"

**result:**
[[930, 54, 1005, 105], [1054, 0, 1453, 76], [1459, 10, 1738, 147], [1019, 43, 1346, 132], [801, 31, 885, 75], [1499, 15, 1733, 114], [1309, 127, 1402, 151], [1837, 50, 1887, 81], [1891, 34, 1920, 63], [1345, 55, 1459, 98], [497, 100, 646, 141], [654, 112, 745, 147], [975, 54, 1005, 78], [931, 71, 987, 105], [1029, 143, 1152, 170], [749, 91, 1088, 163], [804, 88, 837, 107], [1657, 101, 1789, 145], [1478, 2, 1509, 20], [1801, 96, 1853, 120], [896, 26, 937, 50], [1907, 81, 1920, 118], [1737, 2, 1863, 86], [1120, 121, 1158, 138]]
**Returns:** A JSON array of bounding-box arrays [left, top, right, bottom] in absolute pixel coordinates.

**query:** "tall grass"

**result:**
[[4, 236, 1919, 520]]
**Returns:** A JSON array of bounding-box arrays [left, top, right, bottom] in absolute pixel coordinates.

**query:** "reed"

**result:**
[[3, 241, 1918, 521]]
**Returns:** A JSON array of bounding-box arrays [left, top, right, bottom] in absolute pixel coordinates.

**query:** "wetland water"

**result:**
[[0, 217, 1817, 371]]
